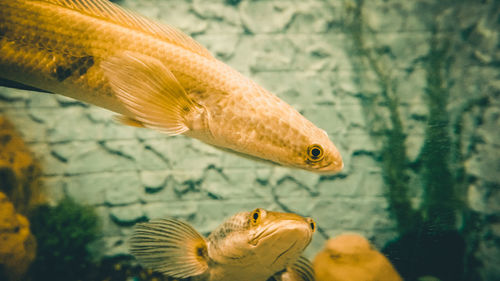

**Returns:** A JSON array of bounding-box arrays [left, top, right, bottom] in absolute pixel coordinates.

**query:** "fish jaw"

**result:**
[[250, 221, 313, 266], [204, 209, 314, 281], [245, 212, 314, 272]]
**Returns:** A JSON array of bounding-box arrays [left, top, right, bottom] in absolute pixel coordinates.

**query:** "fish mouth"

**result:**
[[248, 221, 312, 250], [314, 160, 344, 174], [248, 226, 280, 246], [271, 241, 297, 265]]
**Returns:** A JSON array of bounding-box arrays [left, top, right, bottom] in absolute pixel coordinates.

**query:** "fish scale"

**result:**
[[2, 0, 211, 109], [0, 0, 343, 173]]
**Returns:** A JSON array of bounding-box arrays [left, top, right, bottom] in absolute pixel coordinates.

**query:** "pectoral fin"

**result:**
[[269, 256, 315, 281], [130, 218, 209, 278], [113, 115, 145, 128], [101, 51, 198, 135]]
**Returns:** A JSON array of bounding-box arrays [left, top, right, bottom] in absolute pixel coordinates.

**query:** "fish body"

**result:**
[[130, 208, 316, 281], [313, 233, 402, 281], [0, 0, 343, 173]]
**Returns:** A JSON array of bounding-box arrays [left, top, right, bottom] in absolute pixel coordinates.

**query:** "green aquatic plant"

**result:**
[[225, 0, 242, 6], [343, 0, 481, 279], [344, 0, 466, 237], [28, 197, 99, 281], [418, 31, 460, 232], [345, 0, 489, 281], [344, 0, 419, 234]]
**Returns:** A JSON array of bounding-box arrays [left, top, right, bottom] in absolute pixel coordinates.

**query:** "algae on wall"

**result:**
[[344, 0, 419, 235], [343, 0, 500, 280], [419, 30, 458, 232], [344, 0, 464, 234]]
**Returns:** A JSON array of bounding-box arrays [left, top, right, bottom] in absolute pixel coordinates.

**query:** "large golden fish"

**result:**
[[0, 0, 343, 173]]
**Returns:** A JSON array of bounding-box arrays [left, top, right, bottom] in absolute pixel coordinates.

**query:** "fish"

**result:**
[[130, 208, 316, 281], [0, 0, 343, 174], [312, 233, 402, 281]]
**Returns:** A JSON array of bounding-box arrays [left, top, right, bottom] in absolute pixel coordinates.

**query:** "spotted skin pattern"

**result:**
[[0, 0, 342, 173]]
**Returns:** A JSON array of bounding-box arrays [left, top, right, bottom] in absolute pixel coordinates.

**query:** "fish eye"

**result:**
[[250, 208, 261, 226], [307, 144, 324, 162], [307, 218, 316, 232]]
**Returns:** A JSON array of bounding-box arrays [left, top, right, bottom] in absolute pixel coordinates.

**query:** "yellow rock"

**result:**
[[0, 116, 43, 213], [0, 192, 37, 281], [313, 233, 402, 281]]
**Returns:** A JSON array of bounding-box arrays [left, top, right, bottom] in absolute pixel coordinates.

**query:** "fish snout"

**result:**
[[278, 221, 314, 247], [267, 223, 313, 267], [312, 159, 343, 174]]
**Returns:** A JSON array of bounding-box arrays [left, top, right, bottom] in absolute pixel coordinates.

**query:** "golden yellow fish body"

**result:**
[[130, 208, 316, 281], [1, 0, 212, 114], [0, 0, 343, 173]]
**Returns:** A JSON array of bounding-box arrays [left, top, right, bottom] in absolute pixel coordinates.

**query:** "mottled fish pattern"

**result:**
[[0, 0, 343, 173], [130, 209, 316, 281]]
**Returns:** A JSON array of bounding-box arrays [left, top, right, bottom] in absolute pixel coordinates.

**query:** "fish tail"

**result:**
[[129, 218, 209, 278]]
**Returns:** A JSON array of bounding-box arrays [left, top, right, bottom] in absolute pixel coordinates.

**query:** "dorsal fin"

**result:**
[[40, 0, 215, 60]]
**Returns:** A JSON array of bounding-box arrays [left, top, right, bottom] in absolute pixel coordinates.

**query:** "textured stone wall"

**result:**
[[0, 0, 499, 280]]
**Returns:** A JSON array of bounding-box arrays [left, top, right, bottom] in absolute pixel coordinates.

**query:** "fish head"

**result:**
[[261, 110, 343, 174], [206, 208, 315, 278], [294, 127, 343, 174], [202, 83, 343, 174], [246, 209, 315, 270]]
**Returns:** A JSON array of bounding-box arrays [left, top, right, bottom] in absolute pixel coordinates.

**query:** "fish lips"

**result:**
[[314, 160, 344, 174]]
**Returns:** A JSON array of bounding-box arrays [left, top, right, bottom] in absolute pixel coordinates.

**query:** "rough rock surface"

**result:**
[[0, 0, 498, 280], [0, 192, 36, 281], [0, 117, 42, 212]]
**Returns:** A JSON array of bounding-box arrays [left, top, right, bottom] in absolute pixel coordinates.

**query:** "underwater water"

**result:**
[[0, 0, 499, 280]]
